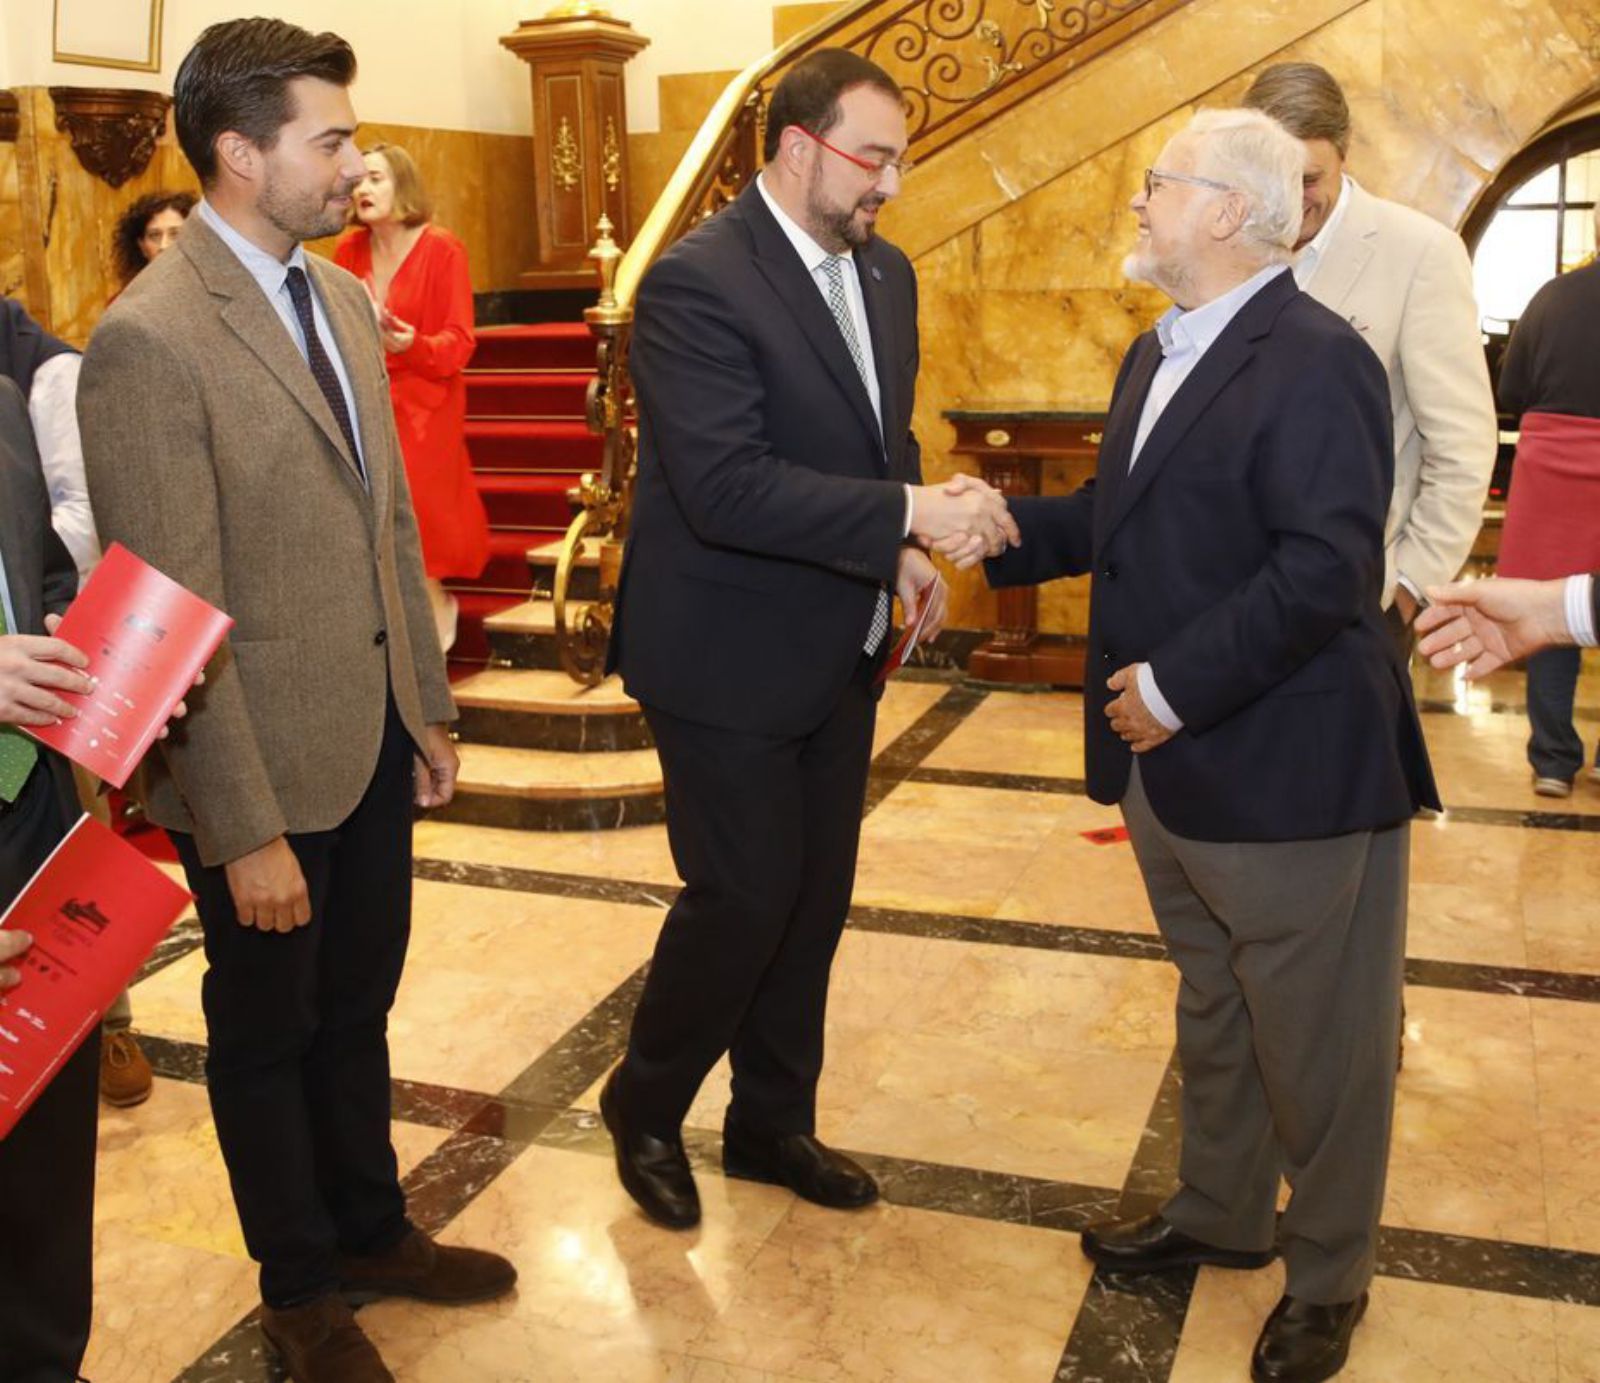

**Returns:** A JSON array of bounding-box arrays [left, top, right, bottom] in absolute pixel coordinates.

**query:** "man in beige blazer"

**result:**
[[78, 20, 513, 1383], [1245, 63, 1497, 655]]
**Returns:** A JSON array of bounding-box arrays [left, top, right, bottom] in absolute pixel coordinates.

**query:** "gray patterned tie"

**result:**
[[820, 255, 891, 656]]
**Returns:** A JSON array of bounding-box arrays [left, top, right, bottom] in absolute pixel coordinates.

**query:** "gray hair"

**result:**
[[1241, 62, 1351, 158], [1183, 107, 1305, 262]]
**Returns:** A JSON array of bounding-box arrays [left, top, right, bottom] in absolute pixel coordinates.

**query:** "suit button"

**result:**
[[1103, 648, 1116, 664], [374, 630, 387, 646], [1103, 563, 1119, 580]]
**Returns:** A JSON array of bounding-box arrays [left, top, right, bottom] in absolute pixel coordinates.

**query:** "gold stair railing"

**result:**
[[551, 0, 1189, 685]]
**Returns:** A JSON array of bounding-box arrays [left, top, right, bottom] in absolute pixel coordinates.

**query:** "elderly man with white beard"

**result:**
[[981, 109, 1438, 1383]]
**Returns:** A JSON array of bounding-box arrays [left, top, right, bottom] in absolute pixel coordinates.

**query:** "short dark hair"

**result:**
[[763, 48, 904, 162], [1241, 62, 1351, 157], [173, 18, 357, 185], [112, 190, 196, 286]]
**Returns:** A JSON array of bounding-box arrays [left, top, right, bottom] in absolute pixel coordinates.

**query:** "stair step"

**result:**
[[466, 418, 603, 471], [471, 324, 595, 372], [483, 597, 597, 671], [454, 667, 638, 715], [466, 371, 591, 420], [452, 668, 650, 752], [484, 599, 580, 636], [528, 539, 597, 570], [436, 741, 665, 832], [523, 539, 600, 602], [443, 588, 522, 664], [476, 472, 577, 528]]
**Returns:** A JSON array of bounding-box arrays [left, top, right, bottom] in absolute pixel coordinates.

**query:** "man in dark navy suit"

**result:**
[[985, 110, 1437, 1383], [603, 49, 1018, 1231]]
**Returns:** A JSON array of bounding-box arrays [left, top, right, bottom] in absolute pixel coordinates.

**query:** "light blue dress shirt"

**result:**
[[196, 199, 365, 473], [1129, 264, 1290, 730]]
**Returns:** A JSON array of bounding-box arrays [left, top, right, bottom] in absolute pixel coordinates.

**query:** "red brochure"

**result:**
[[0, 815, 191, 1139], [26, 542, 232, 788], [873, 577, 940, 688]]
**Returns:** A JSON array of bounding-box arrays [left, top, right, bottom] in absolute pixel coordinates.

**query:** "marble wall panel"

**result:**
[[0, 140, 23, 305], [9, 90, 539, 345], [304, 120, 540, 303], [901, 0, 1600, 637]]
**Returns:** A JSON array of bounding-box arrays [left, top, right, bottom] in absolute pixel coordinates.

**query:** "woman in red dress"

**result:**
[[335, 142, 490, 650]]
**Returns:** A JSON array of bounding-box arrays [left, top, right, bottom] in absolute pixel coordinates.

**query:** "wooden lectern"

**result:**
[[501, 3, 649, 288]]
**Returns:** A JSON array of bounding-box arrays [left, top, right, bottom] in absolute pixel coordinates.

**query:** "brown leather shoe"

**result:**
[[260, 1295, 393, 1383], [100, 1030, 153, 1108], [338, 1228, 517, 1305]]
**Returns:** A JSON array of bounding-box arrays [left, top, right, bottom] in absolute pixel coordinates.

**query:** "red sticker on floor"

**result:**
[[1080, 825, 1130, 845]]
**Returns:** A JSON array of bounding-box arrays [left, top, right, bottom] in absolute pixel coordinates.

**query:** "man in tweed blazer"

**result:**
[[78, 20, 512, 1382]]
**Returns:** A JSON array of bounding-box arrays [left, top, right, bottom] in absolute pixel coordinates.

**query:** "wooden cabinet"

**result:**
[[944, 407, 1107, 687]]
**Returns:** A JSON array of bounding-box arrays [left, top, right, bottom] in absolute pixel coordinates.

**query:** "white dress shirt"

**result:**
[[1290, 173, 1353, 292], [1128, 265, 1289, 731], [29, 353, 101, 581], [197, 199, 365, 472], [755, 174, 912, 537]]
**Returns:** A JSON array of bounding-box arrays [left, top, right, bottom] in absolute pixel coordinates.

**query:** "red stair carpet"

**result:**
[[449, 322, 600, 676]]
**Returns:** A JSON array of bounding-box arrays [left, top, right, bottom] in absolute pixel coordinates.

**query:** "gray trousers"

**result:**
[[1121, 762, 1408, 1304]]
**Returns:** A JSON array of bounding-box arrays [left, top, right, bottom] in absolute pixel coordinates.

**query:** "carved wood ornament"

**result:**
[[48, 87, 171, 188]]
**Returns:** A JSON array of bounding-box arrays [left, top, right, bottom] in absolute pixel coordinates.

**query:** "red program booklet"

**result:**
[[0, 815, 191, 1139], [873, 577, 939, 688], [26, 542, 232, 788]]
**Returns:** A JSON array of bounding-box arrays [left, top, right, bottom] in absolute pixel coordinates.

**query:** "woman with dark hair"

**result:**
[[111, 190, 196, 289], [334, 142, 488, 651]]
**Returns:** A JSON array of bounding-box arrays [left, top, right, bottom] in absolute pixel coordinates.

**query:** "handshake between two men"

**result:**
[[906, 472, 1020, 569]]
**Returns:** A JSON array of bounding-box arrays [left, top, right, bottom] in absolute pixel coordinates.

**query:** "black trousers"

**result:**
[[173, 699, 416, 1308], [0, 764, 97, 1383], [619, 657, 878, 1138]]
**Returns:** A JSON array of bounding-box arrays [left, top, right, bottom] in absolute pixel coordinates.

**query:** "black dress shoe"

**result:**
[[1251, 1293, 1367, 1382], [721, 1121, 879, 1210], [1081, 1213, 1276, 1273], [599, 1068, 700, 1230]]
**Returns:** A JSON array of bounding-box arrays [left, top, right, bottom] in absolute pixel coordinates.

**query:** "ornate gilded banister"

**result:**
[[552, 0, 1189, 684]]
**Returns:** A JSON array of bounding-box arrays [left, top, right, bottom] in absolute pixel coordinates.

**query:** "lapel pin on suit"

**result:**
[[870, 265, 883, 282]]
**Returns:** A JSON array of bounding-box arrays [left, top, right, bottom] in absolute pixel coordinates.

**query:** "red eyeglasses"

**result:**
[[793, 126, 914, 182]]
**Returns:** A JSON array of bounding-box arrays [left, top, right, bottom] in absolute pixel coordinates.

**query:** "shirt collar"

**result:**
[[756, 172, 851, 276], [197, 198, 310, 298], [1155, 263, 1289, 358]]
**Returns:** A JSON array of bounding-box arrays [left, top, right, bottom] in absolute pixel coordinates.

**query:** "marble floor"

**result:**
[[88, 660, 1600, 1383]]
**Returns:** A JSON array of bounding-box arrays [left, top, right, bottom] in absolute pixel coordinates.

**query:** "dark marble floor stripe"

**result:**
[[412, 853, 671, 909], [863, 683, 989, 814], [409, 857, 1600, 1003], [846, 901, 1170, 962], [1052, 1055, 1193, 1382], [132, 914, 203, 986], [1376, 1225, 1600, 1307], [901, 764, 1600, 835], [895, 764, 1089, 796], [1415, 696, 1600, 721], [1443, 804, 1600, 832], [1405, 955, 1600, 1003]]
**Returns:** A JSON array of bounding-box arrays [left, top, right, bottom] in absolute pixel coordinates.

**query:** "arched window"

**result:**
[[1465, 114, 1600, 335]]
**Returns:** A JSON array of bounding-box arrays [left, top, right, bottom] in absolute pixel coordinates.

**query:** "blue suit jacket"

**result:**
[[988, 270, 1438, 841]]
